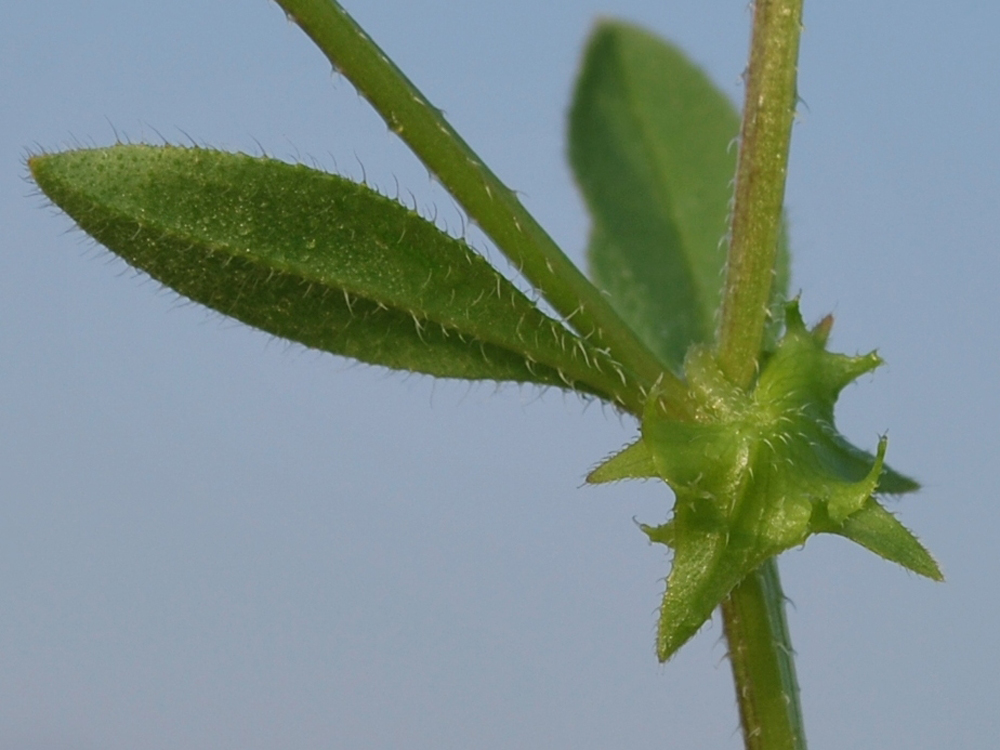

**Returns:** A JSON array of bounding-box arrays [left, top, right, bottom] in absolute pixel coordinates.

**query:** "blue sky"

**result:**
[[2, 1, 998, 748]]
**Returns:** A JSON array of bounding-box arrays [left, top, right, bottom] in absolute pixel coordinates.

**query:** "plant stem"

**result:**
[[273, 0, 690, 416], [722, 560, 806, 750], [717, 1, 807, 748], [717, 0, 803, 388]]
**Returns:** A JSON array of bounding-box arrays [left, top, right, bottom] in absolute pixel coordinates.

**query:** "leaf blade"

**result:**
[[569, 21, 791, 369], [30, 145, 627, 399], [569, 21, 738, 370]]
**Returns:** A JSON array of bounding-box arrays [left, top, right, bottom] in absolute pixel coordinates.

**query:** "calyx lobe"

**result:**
[[590, 301, 940, 662]]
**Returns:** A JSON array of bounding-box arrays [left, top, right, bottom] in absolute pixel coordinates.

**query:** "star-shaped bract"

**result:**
[[590, 302, 940, 662]]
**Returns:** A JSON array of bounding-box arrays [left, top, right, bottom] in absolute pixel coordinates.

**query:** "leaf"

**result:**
[[569, 21, 791, 371], [30, 145, 630, 401]]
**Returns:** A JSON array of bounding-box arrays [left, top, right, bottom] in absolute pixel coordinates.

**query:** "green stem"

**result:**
[[273, 0, 689, 416], [716, 1, 807, 748], [717, 0, 803, 388], [722, 560, 806, 750]]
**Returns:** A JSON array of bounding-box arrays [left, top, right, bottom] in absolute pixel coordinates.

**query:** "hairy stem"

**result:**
[[273, 0, 690, 416], [717, 1, 807, 748], [722, 560, 806, 750], [718, 0, 803, 387]]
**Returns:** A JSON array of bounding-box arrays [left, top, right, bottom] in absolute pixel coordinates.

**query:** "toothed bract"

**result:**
[[590, 301, 940, 662]]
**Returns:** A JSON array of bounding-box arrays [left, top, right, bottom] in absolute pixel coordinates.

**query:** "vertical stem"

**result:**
[[722, 560, 806, 750], [717, 1, 807, 749], [717, 0, 803, 387]]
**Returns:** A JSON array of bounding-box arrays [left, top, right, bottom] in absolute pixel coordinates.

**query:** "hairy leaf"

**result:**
[[30, 145, 631, 401], [569, 21, 791, 371]]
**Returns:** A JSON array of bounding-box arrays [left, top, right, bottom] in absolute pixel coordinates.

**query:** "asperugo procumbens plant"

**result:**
[[28, 0, 941, 747]]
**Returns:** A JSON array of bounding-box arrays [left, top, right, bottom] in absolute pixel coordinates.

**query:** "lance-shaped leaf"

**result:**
[[590, 302, 940, 661], [30, 145, 633, 403], [569, 21, 791, 372]]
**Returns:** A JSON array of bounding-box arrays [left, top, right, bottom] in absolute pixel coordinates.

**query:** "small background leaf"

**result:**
[[569, 21, 790, 371], [30, 145, 626, 400]]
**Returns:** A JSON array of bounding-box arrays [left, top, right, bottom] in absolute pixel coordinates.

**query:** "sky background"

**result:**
[[2, 1, 998, 748]]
